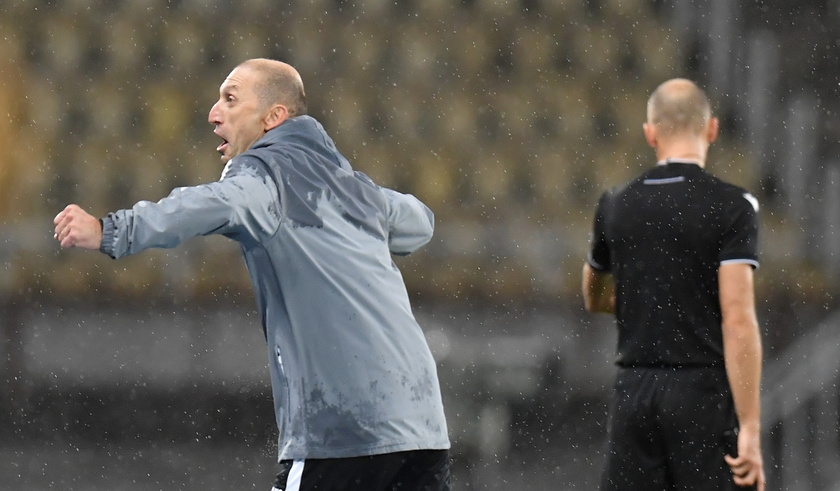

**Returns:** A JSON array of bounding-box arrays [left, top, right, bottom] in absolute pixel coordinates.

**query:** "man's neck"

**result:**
[[658, 155, 704, 166], [656, 146, 707, 168]]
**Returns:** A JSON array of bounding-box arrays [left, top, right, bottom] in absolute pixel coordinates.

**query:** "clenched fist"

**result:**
[[53, 204, 102, 250]]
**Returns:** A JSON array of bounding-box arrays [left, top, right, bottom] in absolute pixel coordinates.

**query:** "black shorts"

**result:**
[[272, 449, 451, 491], [601, 367, 747, 490]]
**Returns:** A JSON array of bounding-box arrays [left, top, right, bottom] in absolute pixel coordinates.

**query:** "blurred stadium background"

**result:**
[[2, 0, 840, 489]]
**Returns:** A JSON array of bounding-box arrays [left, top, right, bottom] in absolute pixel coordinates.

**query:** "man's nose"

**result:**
[[208, 102, 221, 124]]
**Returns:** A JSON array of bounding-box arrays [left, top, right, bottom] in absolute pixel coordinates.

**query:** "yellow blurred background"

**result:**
[[2, 0, 792, 306]]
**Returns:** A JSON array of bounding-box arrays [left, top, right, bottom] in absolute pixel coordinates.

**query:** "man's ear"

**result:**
[[263, 104, 289, 131], [642, 122, 657, 149], [706, 117, 719, 144]]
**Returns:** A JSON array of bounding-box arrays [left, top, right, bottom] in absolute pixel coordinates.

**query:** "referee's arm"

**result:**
[[581, 263, 615, 314], [719, 262, 765, 491]]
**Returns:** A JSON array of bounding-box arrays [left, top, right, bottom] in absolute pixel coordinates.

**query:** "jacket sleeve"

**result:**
[[381, 188, 434, 256], [100, 158, 280, 259]]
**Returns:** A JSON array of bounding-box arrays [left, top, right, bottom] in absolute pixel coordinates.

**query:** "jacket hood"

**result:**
[[252, 115, 353, 172]]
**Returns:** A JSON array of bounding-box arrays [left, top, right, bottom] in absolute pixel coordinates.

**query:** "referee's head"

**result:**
[[646, 79, 714, 138], [643, 78, 719, 161]]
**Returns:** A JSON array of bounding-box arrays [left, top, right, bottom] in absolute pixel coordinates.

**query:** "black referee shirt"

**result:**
[[587, 160, 759, 367]]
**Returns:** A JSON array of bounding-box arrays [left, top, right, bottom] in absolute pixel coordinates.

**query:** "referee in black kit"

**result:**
[[582, 78, 765, 490]]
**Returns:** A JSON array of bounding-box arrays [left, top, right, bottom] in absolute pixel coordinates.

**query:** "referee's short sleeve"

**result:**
[[588, 190, 612, 272], [719, 191, 759, 268]]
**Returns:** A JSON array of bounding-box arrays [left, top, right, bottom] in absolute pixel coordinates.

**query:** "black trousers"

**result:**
[[601, 367, 750, 491], [272, 449, 451, 491]]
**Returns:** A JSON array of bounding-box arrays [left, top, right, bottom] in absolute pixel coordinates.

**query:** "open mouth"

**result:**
[[216, 139, 229, 154], [213, 127, 229, 155]]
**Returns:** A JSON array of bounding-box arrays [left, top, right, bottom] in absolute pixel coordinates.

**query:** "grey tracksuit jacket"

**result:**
[[100, 115, 450, 460]]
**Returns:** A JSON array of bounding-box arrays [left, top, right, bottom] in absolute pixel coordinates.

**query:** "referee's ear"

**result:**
[[706, 117, 719, 144], [642, 122, 657, 149]]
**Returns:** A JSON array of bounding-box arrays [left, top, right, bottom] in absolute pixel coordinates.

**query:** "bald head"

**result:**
[[646, 78, 711, 138], [238, 58, 308, 117]]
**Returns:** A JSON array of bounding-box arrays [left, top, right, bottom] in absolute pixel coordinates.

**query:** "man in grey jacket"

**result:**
[[53, 58, 451, 490]]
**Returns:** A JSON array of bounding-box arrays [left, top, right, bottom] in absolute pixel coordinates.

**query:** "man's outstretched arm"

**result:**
[[53, 160, 280, 259]]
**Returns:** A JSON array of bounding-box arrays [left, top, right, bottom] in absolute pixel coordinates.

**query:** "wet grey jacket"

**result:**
[[100, 116, 450, 460]]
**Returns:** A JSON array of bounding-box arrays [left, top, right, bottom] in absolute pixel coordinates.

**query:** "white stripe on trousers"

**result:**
[[271, 460, 305, 491]]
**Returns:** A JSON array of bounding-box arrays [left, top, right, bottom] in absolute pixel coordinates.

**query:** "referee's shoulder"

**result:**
[[605, 178, 637, 198], [704, 173, 759, 212]]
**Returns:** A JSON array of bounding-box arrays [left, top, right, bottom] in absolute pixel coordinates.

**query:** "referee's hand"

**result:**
[[724, 427, 765, 491]]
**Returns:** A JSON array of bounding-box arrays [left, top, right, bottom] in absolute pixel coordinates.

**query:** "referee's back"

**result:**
[[592, 159, 759, 368]]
